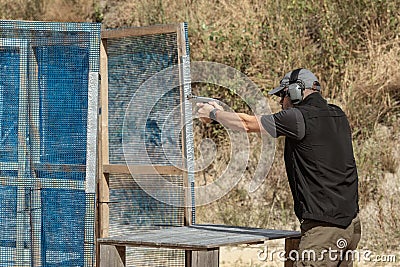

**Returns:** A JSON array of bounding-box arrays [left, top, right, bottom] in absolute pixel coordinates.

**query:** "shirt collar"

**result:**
[[299, 92, 327, 107]]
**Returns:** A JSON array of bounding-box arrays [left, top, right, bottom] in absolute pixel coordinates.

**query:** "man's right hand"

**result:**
[[196, 102, 218, 123]]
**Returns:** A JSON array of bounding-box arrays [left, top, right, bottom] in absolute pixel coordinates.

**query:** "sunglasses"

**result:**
[[277, 89, 289, 98]]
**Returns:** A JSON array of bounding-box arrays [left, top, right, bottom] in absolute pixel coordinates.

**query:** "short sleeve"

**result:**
[[260, 108, 305, 140]]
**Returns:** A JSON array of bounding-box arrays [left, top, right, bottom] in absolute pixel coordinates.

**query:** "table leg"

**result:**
[[284, 237, 301, 267], [186, 248, 219, 267], [100, 245, 126, 267]]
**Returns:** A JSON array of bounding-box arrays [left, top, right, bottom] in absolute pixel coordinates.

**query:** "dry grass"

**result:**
[[1, 0, 399, 256], [41, 0, 93, 22], [341, 41, 400, 251], [0, 0, 93, 22]]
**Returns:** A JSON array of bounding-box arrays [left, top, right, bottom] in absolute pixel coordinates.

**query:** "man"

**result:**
[[197, 68, 361, 266]]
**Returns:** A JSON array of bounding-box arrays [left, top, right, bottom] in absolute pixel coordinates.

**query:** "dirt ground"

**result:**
[[220, 240, 285, 267], [219, 240, 399, 267]]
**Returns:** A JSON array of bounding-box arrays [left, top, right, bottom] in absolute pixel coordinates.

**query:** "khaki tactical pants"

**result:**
[[294, 215, 361, 267]]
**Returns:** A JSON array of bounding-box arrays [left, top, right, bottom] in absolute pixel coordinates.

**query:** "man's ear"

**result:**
[[312, 81, 321, 91]]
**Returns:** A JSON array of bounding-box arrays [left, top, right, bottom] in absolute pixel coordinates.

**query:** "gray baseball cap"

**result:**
[[269, 68, 320, 95]]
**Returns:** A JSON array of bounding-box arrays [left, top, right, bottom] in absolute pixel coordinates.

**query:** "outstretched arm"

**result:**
[[196, 102, 265, 133]]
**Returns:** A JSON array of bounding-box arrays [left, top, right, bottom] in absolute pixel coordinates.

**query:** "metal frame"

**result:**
[[0, 20, 100, 267]]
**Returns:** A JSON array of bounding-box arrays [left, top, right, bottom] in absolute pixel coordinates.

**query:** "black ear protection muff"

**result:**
[[287, 68, 305, 105]]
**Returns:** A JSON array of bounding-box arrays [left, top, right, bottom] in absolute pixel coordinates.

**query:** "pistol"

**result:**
[[186, 94, 222, 106]]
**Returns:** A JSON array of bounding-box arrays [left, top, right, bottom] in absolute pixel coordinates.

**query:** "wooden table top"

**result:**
[[98, 224, 301, 250]]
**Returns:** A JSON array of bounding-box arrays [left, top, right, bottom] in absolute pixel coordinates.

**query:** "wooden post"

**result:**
[[285, 237, 301, 267], [99, 37, 111, 237], [101, 24, 177, 39], [97, 38, 112, 267]]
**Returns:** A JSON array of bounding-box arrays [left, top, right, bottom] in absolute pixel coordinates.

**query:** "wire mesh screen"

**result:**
[[125, 247, 184, 267], [107, 33, 181, 164], [0, 20, 100, 267], [108, 173, 184, 231], [105, 26, 190, 266]]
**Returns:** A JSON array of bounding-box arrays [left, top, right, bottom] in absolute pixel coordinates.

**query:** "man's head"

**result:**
[[269, 68, 321, 108]]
